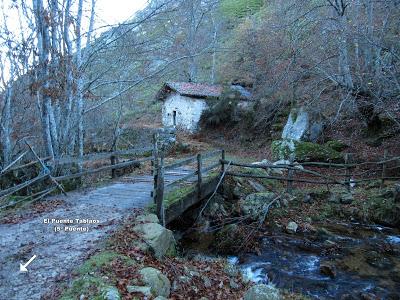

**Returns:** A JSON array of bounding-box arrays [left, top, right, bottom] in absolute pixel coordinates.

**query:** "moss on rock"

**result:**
[[60, 275, 109, 300], [271, 139, 342, 162], [78, 251, 133, 275], [295, 141, 342, 162]]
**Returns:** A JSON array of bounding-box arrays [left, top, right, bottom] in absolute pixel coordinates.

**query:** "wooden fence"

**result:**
[[0, 144, 153, 209], [222, 152, 400, 194]]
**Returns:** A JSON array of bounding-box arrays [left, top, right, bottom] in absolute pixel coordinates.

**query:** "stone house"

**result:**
[[156, 82, 251, 132]]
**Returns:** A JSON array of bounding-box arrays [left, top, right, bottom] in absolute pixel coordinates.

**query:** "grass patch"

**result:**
[[78, 251, 133, 275], [59, 275, 108, 300]]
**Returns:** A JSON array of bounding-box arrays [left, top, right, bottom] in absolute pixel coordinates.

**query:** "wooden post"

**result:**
[[156, 154, 165, 226], [220, 149, 225, 195], [221, 149, 225, 174], [326, 160, 331, 192], [152, 133, 159, 204], [287, 155, 294, 194], [381, 149, 388, 188], [111, 155, 116, 178], [197, 153, 203, 201], [345, 153, 351, 192]]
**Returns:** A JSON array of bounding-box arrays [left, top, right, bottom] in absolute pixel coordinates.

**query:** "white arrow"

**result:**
[[20, 255, 37, 272]]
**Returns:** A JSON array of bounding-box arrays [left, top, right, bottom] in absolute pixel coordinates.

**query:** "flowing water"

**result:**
[[229, 223, 400, 299]]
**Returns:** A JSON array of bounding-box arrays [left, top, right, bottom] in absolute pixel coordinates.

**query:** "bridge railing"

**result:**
[[152, 148, 224, 225], [221, 151, 400, 194], [0, 145, 153, 210]]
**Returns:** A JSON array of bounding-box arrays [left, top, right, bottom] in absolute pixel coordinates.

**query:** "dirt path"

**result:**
[[0, 177, 155, 299]]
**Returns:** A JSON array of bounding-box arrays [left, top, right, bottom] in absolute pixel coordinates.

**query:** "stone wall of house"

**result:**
[[162, 93, 208, 132]]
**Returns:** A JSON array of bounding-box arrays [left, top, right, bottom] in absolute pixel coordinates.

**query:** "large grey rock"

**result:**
[[340, 193, 354, 204], [139, 267, 171, 297], [126, 285, 151, 296], [240, 192, 276, 220], [244, 284, 281, 300], [248, 179, 266, 192], [286, 221, 298, 234], [102, 286, 120, 300], [309, 123, 323, 142], [133, 223, 175, 259], [135, 214, 159, 224], [282, 107, 323, 142], [271, 140, 295, 160], [329, 192, 353, 204], [282, 107, 309, 141]]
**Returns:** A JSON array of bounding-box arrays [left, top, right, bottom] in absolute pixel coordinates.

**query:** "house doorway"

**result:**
[[172, 110, 177, 126]]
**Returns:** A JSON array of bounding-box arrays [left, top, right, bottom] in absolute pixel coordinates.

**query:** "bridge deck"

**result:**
[[0, 166, 200, 300]]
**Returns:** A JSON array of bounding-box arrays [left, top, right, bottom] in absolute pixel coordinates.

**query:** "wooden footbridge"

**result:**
[[0, 138, 226, 225]]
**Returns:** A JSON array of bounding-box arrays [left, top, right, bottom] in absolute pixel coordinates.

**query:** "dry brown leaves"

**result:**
[[0, 199, 66, 224]]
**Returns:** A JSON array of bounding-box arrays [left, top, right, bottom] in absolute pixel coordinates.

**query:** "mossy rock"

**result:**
[[60, 275, 109, 300], [366, 196, 400, 228], [215, 224, 240, 253], [272, 139, 342, 162], [78, 251, 133, 275], [295, 141, 342, 162], [271, 140, 295, 160], [325, 140, 349, 152]]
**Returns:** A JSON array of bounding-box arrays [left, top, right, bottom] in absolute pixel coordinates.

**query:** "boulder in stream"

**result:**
[[319, 262, 336, 278]]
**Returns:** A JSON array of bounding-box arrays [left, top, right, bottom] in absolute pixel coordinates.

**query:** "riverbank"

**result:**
[[177, 173, 400, 299]]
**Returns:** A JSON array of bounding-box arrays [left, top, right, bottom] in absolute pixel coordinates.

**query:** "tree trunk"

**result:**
[[1, 85, 13, 166]]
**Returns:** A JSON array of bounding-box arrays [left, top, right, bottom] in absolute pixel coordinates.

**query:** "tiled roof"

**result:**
[[156, 81, 252, 100], [159, 82, 223, 99]]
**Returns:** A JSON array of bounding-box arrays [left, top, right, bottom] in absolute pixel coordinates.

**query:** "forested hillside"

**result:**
[[1, 1, 400, 300], [0, 0, 399, 164]]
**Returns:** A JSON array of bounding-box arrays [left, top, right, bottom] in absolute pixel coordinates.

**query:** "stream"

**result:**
[[183, 222, 400, 299], [231, 223, 400, 299]]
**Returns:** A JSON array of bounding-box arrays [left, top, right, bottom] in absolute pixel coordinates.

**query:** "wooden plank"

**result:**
[[153, 133, 159, 204], [287, 156, 294, 194], [0, 173, 49, 198], [0, 151, 29, 175], [164, 155, 198, 171], [54, 157, 151, 181], [1, 156, 52, 175], [164, 171, 197, 192], [111, 155, 117, 178], [52, 147, 153, 165], [156, 155, 165, 226], [221, 150, 225, 174], [225, 171, 345, 185], [220, 159, 292, 170], [345, 153, 351, 191], [201, 162, 220, 174], [197, 154, 203, 201], [222, 159, 343, 185], [381, 149, 388, 188], [201, 149, 222, 160], [25, 141, 67, 196]]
